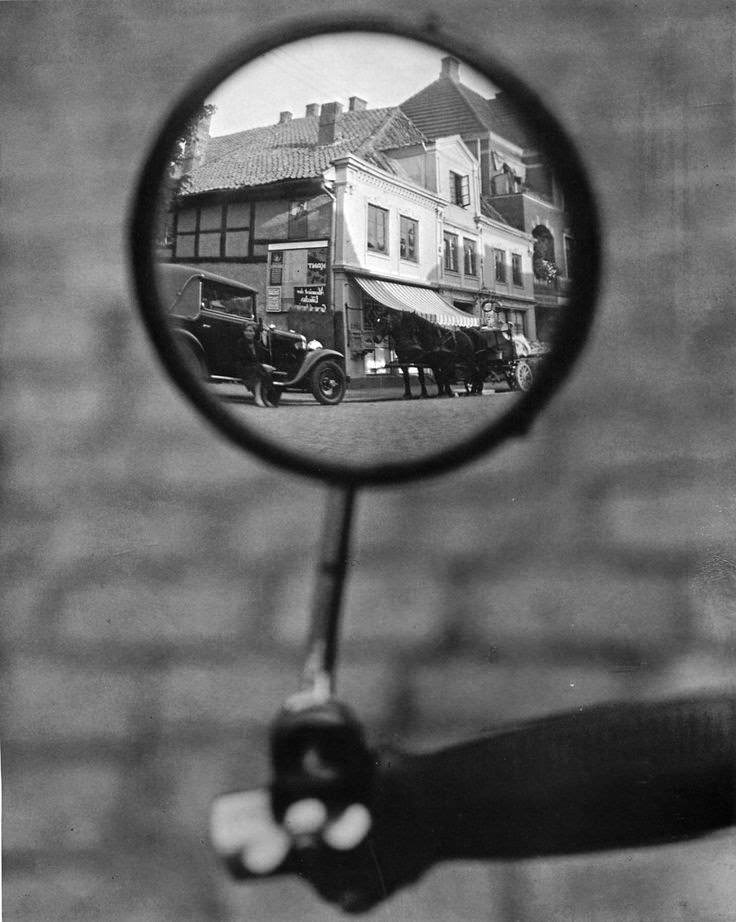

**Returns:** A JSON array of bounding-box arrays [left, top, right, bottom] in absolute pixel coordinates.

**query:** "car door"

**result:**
[[195, 281, 252, 378]]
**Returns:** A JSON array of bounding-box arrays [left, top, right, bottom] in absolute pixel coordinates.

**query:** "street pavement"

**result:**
[[210, 379, 520, 468]]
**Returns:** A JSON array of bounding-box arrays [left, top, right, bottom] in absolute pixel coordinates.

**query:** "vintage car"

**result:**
[[157, 263, 347, 406]]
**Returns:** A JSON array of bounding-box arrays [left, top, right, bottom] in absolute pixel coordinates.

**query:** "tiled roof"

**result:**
[[401, 78, 531, 149], [485, 93, 533, 149], [184, 107, 427, 194]]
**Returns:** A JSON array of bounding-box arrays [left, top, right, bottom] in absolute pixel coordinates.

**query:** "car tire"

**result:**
[[310, 360, 346, 405], [180, 343, 207, 379]]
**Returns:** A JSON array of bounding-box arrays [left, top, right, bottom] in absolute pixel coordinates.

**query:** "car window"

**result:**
[[202, 281, 255, 318]]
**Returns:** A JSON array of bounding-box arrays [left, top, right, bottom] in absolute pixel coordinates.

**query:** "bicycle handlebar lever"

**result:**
[[269, 698, 375, 822]]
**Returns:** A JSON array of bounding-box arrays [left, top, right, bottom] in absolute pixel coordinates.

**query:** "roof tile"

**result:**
[[401, 78, 532, 149], [184, 108, 427, 194]]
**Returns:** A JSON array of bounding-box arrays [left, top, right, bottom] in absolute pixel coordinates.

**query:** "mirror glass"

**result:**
[[143, 31, 595, 475]]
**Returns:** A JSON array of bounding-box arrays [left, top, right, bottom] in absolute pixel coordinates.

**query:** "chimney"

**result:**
[[179, 107, 213, 174], [441, 56, 460, 82], [278, 111, 292, 124], [349, 96, 367, 112], [305, 103, 320, 117], [318, 101, 343, 145]]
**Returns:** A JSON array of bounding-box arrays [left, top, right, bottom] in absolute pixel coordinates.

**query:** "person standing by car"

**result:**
[[235, 323, 278, 408]]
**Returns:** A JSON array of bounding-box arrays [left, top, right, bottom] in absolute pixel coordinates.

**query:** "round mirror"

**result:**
[[131, 20, 600, 485]]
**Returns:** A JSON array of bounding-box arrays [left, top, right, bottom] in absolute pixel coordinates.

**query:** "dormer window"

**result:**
[[449, 171, 470, 207]]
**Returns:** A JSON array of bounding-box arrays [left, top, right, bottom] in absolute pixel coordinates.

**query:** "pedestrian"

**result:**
[[236, 324, 276, 407]]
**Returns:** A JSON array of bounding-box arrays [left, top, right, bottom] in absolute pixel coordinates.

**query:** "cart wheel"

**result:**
[[513, 360, 534, 392], [310, 360, 346, 405]]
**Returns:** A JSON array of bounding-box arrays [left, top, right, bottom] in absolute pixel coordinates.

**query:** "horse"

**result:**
[[373, 310, 457, 398], [433, 326, 481, 395]]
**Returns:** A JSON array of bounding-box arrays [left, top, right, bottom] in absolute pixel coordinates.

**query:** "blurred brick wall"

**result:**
[[2, 1, 736, 920]]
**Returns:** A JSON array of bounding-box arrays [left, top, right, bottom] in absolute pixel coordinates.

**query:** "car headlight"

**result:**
[[307, 339, 322, 350]]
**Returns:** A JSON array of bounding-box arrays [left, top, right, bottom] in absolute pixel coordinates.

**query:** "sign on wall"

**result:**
[[266, 286, 282, 311], [307, 250, 327, 284], [267, 240, 330, 312], [293, 284, 327, 311]]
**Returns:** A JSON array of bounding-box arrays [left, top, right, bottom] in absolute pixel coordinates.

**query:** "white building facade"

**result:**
[[327, 137, 535, 379]]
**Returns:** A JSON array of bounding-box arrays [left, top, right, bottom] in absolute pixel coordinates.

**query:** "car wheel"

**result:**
[[310, 360, 346, 405]]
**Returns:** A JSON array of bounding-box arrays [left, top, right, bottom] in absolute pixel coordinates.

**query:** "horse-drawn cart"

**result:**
[[372, 307, 547, 398], [461, 327, 548, 394]]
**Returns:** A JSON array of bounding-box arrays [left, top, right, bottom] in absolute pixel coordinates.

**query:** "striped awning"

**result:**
[[353, 276, 477, 327]]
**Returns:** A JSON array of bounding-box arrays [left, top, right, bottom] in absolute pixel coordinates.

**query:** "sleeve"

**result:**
[[400, 694, 736, 860]]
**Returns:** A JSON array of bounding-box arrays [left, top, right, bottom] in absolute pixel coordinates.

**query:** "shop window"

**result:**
[[400, 216, 418, 261], [444, 232, 459, 272], [367, 204, 389, 253], [463, 238, 478, 276], [449, 171, 470, 207], [493, 248, 507, 283], [511, 253, 522, 286]]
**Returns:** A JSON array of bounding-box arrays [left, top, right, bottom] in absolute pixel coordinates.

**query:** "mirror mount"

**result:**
[[299, 484, 357, 705]]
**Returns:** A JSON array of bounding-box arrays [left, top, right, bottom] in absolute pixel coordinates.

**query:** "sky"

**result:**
[[207, 32, 498, 136]]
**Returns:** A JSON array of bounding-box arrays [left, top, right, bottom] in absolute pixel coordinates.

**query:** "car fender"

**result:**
[[280, 349, 344, 387], [174, 328, 205, 354], [173, 329, 208, 369]]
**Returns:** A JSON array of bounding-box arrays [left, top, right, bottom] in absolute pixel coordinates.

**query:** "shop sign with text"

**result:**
[[293, 284, 328, 311]]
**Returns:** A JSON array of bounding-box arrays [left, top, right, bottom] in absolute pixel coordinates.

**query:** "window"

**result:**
[[400, 216, 418, 261], [201, 280, 255, 318], [444, 232, 459, 272], [463, 238, 477, 276], [367, 204, 388, 253], [288, 201, 309, 238], [174, 202, 252, 260], [511, 253, 522, 286], [493, 248, 507, 283], [497, 308, 527, 337], [449, 171, 470, 207]]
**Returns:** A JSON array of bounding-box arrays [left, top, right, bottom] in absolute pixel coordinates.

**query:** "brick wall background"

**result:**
[[2, 1, 736, 920]]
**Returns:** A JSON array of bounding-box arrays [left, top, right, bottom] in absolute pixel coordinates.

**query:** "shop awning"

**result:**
[[353, 276, 477, 327]]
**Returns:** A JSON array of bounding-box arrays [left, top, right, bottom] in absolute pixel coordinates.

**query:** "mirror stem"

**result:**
[[293, 484, 357, 707]]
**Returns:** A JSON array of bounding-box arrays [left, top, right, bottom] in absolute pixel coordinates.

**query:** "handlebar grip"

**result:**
[[269, 699, 375, 821]]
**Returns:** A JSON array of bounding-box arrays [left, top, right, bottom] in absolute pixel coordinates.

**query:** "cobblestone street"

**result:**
[[217, 383, 519, 467]]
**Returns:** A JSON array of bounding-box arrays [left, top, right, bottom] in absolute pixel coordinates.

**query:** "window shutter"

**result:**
[[460, 174, 470, 207]]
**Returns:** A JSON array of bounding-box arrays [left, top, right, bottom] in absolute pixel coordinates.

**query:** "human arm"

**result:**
[[211, 694, 736, 912]]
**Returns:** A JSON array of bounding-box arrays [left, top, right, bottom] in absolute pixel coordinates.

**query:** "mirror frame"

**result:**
[[129, 13, 602, 487]]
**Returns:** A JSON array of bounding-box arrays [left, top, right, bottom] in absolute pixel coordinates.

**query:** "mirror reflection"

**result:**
[[153, 33, 574, 467]]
